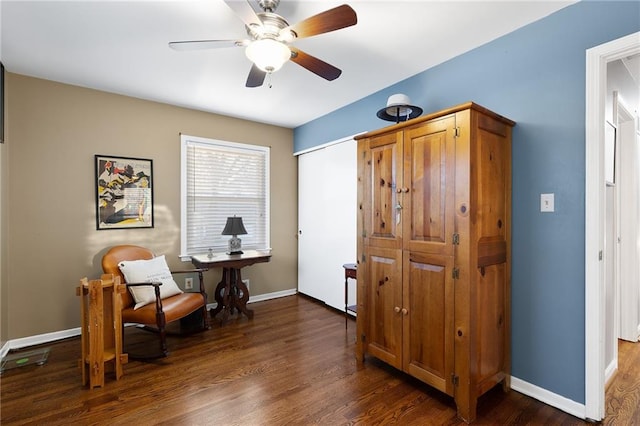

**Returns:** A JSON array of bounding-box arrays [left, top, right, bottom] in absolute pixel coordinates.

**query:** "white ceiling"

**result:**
[[0, 0, 575, 128]]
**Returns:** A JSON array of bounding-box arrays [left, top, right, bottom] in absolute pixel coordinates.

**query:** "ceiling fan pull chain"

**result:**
[[267, 73, 273, 89]]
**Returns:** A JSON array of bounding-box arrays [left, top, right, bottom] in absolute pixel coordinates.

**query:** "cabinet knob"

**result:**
[[394, 306, 401, 313], [396, 188, 402, 193], [402, 187, 410, 193], [401, 308, 408, 315]]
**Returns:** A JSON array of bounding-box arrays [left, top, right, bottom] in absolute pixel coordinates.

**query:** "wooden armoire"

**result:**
[[354, 102, 514, 423]]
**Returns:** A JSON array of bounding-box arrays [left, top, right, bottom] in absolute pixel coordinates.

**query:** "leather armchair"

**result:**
[[102, 245, 210, 358]]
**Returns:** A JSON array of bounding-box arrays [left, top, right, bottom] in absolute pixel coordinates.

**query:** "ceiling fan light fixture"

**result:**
[[245, 39, 291, 73]]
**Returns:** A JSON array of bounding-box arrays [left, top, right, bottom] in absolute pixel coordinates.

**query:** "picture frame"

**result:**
[[1, 62, 4, 143], [605, 120, 616, 185], [95, 155, 153, 230]]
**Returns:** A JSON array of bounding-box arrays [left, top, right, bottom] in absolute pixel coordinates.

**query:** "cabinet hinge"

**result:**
[[451, 373, 459, 386], [361, 254, 366, 263], [361, 333, 366, 342], [454, 127, 461, 138], [452, 233, 460, 245], [452, 267, 460, 279]]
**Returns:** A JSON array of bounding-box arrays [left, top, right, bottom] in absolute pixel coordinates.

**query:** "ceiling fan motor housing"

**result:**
[[246, 12, 295, 43], [258, 0, 280, 13]]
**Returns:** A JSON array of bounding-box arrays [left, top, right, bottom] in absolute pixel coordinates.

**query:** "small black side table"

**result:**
[[343, 263, 357, 329]]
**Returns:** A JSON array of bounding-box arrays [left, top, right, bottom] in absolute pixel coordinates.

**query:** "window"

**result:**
[[180, 134, 270, 258]]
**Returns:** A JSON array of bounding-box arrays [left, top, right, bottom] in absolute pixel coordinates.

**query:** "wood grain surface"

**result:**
[[1, 295, 638, 425]]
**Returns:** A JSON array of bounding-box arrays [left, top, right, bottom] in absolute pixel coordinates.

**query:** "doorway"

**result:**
[[585, 31, 640, 421], [614, 97, 640, 344]]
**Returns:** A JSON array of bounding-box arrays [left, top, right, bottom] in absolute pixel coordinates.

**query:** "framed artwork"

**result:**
[[605, 120, 616, 185], [95, 155, 153, 230], [1, 62, 4, 143]]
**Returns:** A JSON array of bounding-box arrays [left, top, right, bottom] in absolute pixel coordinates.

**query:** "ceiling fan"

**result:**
[[169, 0, 357, 88]]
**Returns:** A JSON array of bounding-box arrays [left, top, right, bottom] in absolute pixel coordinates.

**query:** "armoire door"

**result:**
[[364, 245, 403, 369], [402, 116, 457, 257], [364, 131, 403, 251], [403, 251, 455, 396]]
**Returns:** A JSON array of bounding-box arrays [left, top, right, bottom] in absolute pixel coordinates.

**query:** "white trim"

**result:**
[[604, 357, 618, 388], [205, 288, 298, 311], [604, 356, 618, 389], [585, 31, 640, 422], [511, 376, 586, 420], [248, 288, 297, 303], [1, 290, 298, 359], [1, 328, 81, 358], [293, 132, 364, 156]]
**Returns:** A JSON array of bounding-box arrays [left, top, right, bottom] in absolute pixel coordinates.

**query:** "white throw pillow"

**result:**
[[118, 255, 184, 310]]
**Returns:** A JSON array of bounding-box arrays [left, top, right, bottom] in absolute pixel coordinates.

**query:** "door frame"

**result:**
[[585, 31, 640, 422]]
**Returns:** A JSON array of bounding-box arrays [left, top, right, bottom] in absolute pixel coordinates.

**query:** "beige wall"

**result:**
[[3, 73, 297, 341]]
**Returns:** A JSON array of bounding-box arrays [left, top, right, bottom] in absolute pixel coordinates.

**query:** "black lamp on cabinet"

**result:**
[[222, 216, 248, 255], [376, 93, 423, 124]]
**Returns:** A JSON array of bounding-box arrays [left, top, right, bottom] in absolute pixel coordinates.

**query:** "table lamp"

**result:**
[[222, 216, 247, 255], [376, 93, 423, 124]]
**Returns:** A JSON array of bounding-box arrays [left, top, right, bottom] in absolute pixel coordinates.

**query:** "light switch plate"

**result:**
[[541, 193, 555, 212]]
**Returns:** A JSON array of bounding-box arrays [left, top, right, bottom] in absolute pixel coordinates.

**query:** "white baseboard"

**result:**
[[604, 358, 618, 387], [1, 328, 81, 359], [249, 288, 297, 303], [511, 376, 586, 420], [205, 288, 297, 310], [1, 289, 298, 360]]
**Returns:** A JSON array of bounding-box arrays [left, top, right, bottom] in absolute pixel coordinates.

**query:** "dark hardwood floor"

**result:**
[[1, 295, 638, 425]]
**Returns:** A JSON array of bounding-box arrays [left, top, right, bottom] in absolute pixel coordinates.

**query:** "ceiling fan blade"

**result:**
[[289, 47, 341, 81], [224, 0, 263, 28], [286, 4, 357, 39], [169, 39, 245, 51], [246, 64, 266, 88]]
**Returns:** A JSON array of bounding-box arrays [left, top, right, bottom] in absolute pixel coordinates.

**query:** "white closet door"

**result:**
[[298, 138, 357, 311], [619, 119, 640, 342]]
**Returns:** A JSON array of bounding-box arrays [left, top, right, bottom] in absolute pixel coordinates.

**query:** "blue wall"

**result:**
[[294, 1, 640, 405]]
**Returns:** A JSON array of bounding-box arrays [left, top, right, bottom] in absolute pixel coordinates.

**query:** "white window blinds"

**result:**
[[181, 135, 270, 257]]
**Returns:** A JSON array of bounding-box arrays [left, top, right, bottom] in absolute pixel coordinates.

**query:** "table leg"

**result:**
[[210, 267, 253, 322], [234, 268, 254, 319], [210, 268, 232, 323], [345, 275, 348, 329]]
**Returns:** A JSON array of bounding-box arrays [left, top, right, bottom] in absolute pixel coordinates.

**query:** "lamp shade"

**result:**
[[245, 39, 291, 73], [222, 216, 248, 236], [376, 93, 423, 123]]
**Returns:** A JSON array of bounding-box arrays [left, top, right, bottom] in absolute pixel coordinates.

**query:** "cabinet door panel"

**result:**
[[365, 132, 403, 250], [475, 263, 507, 382], [403, 251, 454, 395], [403, 117, 456, 256], [475, 125, 509, 267], [365, 246, 403, 369]]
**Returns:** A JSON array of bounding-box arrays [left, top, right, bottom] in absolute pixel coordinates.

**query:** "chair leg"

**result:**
[[158, 328, 168, 357], [156, 311, 168, 357], [202, 305, 211, 330]]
